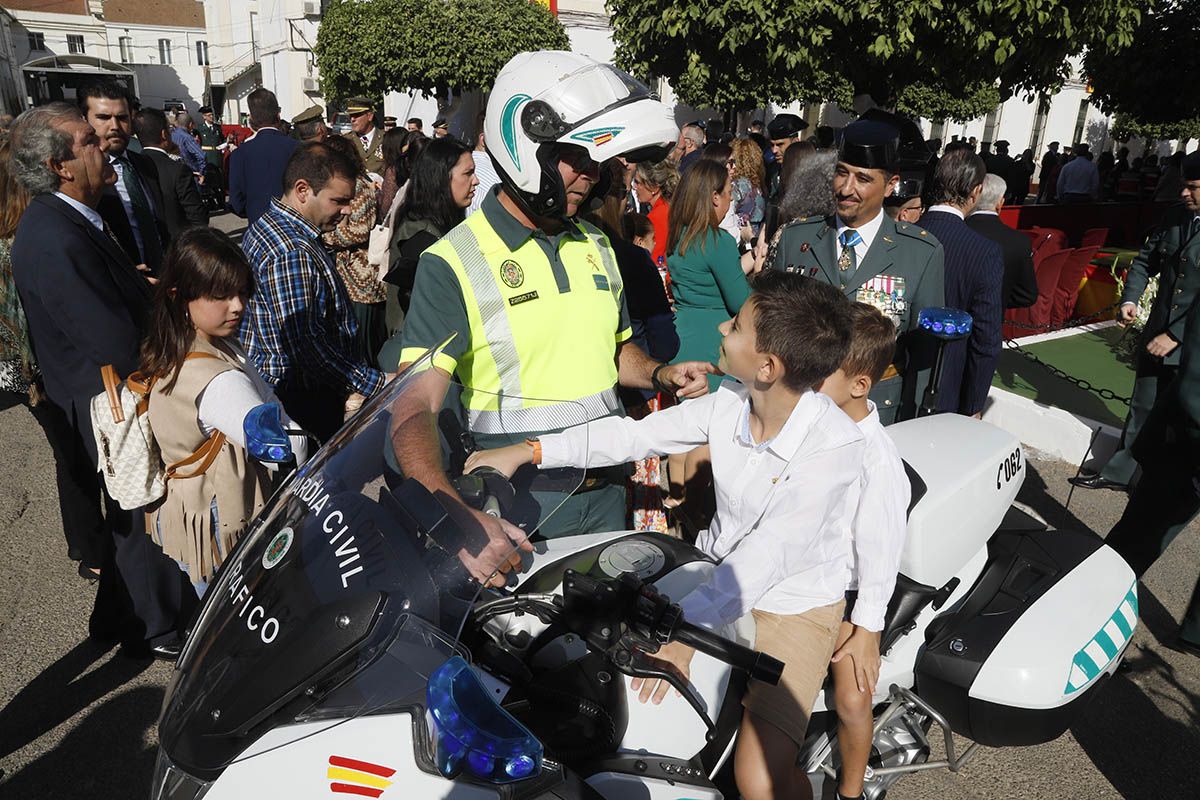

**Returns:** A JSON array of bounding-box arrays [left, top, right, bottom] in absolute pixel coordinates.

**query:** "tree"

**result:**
[[316, 0, 569, 102], [607, 0, 1147, 120], [1110, 113, 1200, 147], [1085, 0, 1200, 130]]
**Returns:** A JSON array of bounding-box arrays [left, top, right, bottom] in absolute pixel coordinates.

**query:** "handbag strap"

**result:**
[[127, 351, 221, 415], [100, 364, 124, 423], [165, 430, 228, 481]]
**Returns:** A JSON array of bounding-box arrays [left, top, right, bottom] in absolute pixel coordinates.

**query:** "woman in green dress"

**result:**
[[667, 159, 756, 391]]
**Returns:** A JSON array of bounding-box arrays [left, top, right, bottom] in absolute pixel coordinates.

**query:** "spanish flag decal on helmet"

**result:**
[[569, 126, 624, 147]]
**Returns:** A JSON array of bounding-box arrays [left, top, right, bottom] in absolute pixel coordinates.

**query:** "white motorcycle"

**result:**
[[151, 337, 1137, 800]]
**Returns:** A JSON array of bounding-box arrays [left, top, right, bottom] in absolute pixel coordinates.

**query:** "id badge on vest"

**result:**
[[855, 275, 907, 331]]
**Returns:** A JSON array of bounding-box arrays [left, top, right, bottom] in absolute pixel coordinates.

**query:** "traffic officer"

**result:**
[[388, 51, 713, 573], [1073, 151, 1200, 492], [343, 96, 385, 174], [1106, 275, 1200, 658], [292, 104, 328, 143], [770, 119, 946, 424]]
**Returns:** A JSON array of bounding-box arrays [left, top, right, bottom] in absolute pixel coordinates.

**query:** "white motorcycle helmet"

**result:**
[[485, 50, 678, 220]]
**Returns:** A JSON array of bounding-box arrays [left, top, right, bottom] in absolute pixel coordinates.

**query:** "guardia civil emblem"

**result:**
[[262, 526, 294, 570], [500, 260, 524, 288]]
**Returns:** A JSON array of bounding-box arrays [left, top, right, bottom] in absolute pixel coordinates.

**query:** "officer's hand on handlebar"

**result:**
[[451, 504, 533, 587], [662, 361, 722, 400], [630, 640, 696, 704], [464, 443, 533, 479]]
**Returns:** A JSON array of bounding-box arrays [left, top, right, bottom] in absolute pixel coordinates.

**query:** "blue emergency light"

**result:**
[[243, 403, 293, 463], [426, 656, 543, 784], [918, 307, 973, 340]]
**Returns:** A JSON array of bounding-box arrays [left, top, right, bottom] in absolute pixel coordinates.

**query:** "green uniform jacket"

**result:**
[[196, 121, 224, 168], [344, 128, 385, 175], [770, 213, 945, 423], [1134, 291, 1200, 472], [1122, 204, 1200, 367]]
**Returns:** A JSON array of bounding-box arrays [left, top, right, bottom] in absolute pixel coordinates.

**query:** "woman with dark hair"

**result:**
[[322, 135, 388, 369], [142, 228, 307, 596], [380, 136, 478, 342], [667, 159, 755, 391], [378, 127, 412, 217]]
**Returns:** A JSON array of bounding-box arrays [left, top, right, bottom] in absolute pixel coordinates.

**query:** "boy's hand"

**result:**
[[630, 641, 696, 704], [464, 443, 533, 478], [831, 627, 881, 695]]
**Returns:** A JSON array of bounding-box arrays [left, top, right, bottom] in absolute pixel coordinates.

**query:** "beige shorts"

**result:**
[[742, 600, 846, 746]]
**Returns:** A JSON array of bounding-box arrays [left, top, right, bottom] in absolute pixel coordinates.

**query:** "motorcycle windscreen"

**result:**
[[156, 337, 587, 779]]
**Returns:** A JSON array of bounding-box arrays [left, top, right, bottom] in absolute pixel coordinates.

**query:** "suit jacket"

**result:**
[[771, 212, 945, 423], [917, 209, 1005, 415], [228, 128, 299, 223], [1121, 204, 1200, 367], [1134, 291, 1200, 473], [98, 149, 169, 273], [10, 194, 153, 465], [142, 147, 209, 239], [966, 212, 1038, 309], [343, 128, 385, 174]]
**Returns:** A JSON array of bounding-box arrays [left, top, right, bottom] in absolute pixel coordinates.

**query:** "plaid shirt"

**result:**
[[240, 197, 384, 397]]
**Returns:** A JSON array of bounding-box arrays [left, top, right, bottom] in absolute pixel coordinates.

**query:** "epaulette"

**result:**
[[895, 222, 941, 248]]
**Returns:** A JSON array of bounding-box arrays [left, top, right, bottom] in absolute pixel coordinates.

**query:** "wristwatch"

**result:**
[[651, 363, 673, 394], [525, 437, 542, 466]]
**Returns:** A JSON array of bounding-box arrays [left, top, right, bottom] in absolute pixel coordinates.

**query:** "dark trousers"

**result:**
[[31, 399, 106, 568], [91, 495, 199, 648], [275, 381, 349, 445], [1106, 463, 1200, 645], [1101, 357, 1177, 485]]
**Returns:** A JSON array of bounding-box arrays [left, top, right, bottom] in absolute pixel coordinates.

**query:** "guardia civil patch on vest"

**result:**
[[500, 259, 524, 288]]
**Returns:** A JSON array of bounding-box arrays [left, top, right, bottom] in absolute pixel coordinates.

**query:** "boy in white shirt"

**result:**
[[467, 272, 865, 800], [817, 303, 911, 800]]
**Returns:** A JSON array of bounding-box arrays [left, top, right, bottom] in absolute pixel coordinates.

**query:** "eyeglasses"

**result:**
[[559, 146, 600, 179]]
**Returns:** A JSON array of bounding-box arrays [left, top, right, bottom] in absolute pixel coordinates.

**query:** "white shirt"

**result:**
[[927, 203, 965, 220], [196, 341, 309, 467], [969, 209, 999, 218], [540, 381, 865, 629], [835, 208, 885, 265], [1056, 157, 1100, 199], [845, 401, 910, 631], [719, 203, 741, 241], [53, 191, 104, 232], [469, 150, 501, 215], [144, 145, 181, 162]]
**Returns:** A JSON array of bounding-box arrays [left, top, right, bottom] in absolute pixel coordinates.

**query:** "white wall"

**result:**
[[9, 9, 108, 66]]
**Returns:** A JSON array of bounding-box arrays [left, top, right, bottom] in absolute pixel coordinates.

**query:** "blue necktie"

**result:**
[[838, 229, 863, 271]]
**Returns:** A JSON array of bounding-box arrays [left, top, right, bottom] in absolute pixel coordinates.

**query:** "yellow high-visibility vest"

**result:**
[[427, 210, 630, 436]]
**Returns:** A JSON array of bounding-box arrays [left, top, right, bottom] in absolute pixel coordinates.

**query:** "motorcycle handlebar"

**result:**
[[673, 620, 784, 686]]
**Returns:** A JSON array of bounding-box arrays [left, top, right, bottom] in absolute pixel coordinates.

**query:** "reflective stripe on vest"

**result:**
[[434, 211, 625, 436]]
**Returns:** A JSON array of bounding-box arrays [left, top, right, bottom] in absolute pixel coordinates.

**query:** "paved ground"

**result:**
[[0, 323, 1196, 799]]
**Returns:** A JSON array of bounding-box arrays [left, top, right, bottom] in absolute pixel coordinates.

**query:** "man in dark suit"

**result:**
[[9, 103, 196, 659], [1037, 141, 1060, 203], [1106, 284, 1200, 658], [228, 88, 299, 223], [78, 80, 169, 274], [918, 148, 1005, 416], [967, 173, 1038, 309], [1073, 152, 1200, 492], [134, 107, 208, 239]]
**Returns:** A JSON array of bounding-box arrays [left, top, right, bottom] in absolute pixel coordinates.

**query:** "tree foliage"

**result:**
[[607, 0, 1147, 119], [1085, 0, 1200, 130], [1110, 113, 1200, 145], [316, 0, 569, 101]]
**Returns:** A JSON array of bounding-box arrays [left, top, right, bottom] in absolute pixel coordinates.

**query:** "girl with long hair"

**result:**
[[142, 228, 306, 595], [380, 137, 478, 347], [731, 137, 766, 236]]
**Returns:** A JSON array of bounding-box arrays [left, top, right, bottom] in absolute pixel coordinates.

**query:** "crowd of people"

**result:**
[[0, 46, 1198, 800]]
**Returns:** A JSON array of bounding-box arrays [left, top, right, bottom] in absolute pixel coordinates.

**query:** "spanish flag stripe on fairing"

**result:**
[[328, 756, 397, 777], [327, 767, 392, 789], [329, 782, 384, 798]]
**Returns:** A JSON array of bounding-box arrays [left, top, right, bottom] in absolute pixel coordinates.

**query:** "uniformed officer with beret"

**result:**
[[770, 119, 946, 423], [343, 96, 385, 175], [767, 112, 808, 162], [1074, 151, 1200, 491], [292, 104, 328, 143]]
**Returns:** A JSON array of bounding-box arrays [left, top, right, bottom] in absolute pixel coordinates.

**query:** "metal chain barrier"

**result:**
[[1001, 301, 1133, 406]]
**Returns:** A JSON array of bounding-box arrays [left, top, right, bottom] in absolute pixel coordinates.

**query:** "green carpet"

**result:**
[[992, 325, 1137, 428]]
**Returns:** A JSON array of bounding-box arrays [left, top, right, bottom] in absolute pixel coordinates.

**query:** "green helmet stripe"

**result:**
[[501, 93, 532, 172]]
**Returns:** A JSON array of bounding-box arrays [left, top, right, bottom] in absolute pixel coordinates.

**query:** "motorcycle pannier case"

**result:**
[[914, 530, 1137, 746]]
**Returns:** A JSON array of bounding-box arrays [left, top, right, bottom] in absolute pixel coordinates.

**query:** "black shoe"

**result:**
[[1068, 471, 1129, 491], [77, 562, 100, 582], [1168, 637, 1200, 658]]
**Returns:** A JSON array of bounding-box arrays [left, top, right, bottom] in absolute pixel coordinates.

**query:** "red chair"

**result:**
[[1080, 227, 1109, 248], [1004, 248, 1073, 339], [1050, 246, 1102, 327]]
